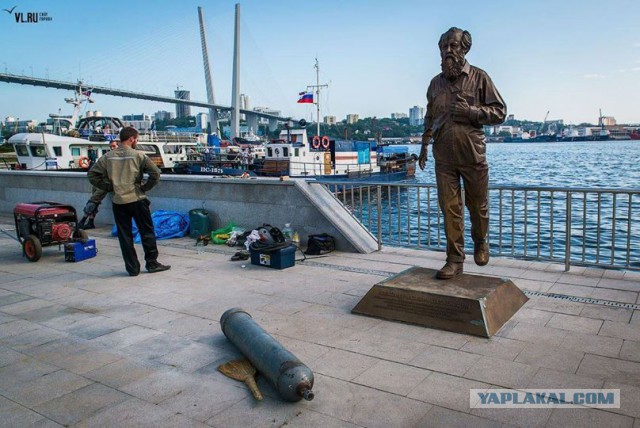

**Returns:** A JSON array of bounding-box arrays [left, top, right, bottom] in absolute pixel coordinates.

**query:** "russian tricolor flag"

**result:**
[[297, 92, 313, 104]]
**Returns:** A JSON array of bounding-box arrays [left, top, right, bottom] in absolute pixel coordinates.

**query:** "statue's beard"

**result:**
[[441, 54, 464, 80]]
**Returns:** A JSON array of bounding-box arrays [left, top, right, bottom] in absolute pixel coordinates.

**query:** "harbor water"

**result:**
[[337, 140, 640, 269], [413, 140, 640, 188]]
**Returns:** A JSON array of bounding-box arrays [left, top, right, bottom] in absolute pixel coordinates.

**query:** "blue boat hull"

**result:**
[[171, 162, 254, 177]]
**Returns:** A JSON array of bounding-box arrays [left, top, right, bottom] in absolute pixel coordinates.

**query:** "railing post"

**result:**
[[377, 185, 382, 251], [565, 191, 572, 272]]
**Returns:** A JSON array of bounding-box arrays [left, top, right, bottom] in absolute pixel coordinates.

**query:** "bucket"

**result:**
[[189, 208, 211, 239]]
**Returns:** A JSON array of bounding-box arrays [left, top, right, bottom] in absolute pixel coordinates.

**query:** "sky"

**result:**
[[1, 0, 639, 126]]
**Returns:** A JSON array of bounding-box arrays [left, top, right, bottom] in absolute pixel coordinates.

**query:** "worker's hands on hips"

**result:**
[[418, 144, 428, 171], [451, 93, 471, 123]]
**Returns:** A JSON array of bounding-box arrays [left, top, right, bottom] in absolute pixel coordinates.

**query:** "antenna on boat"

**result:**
[[307, 58, 328, 137], [63, 82, 94, 130]]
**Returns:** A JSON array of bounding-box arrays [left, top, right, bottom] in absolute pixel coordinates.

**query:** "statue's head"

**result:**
[[438, 27, 472, 80]]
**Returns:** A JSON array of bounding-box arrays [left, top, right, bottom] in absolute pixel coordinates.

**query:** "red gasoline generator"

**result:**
[[14, 202, 88, 262]]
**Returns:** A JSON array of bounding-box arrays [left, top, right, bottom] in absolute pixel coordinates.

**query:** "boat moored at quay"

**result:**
[[254, 128, 416, 183], [7, 125, 418, 183], [9, 125, 201, 171]]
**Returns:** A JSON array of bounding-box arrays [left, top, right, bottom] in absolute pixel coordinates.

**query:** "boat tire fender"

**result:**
[[78, 156, 90, 169], [311, 136, 321, 149], [321, 136, 330, 150]]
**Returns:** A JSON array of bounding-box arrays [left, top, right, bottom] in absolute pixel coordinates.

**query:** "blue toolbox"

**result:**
[[64, 239, 97, 262], [250, 244, 296, 270]]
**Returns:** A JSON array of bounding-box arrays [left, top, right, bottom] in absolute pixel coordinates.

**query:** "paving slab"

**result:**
[[514, 342, 585, 374], [407, 372, 491, 413], [312, 348, 380, 381], [600, 320, 640, 342], [31, 383, 130, 427], [409, 344, 482, 376], [580, 304, 634, 323], [577, 354, 640, 387], [460, 336, 528, 361], [352, 359, 431, 396], [526, 367, 603, 389], [2, 222, 640, 426], [416, 405, 503, 428], [546, 407, 633, 428], [464, 356, 538, 389], [546, 312, 603, 334], [620, 340, 640, 362]]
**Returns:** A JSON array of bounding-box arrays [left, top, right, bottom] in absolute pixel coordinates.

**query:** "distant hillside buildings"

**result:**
[[154, 110, 174, 122], [346, 114, 359, 124], [324, 115, 337, 125], [409, 106, 424, 126], [122, 114, 153, 131], [253, 106, 281, 125]]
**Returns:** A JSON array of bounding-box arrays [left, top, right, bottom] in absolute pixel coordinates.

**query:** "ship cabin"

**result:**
[[9, 133, 111, 170], [259, 129, 380, 178]]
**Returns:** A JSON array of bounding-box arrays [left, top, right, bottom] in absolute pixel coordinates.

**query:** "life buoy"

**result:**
[[321, 136, 330, 149], [311, 136, 321, 149], [78, 156, 90, 169]]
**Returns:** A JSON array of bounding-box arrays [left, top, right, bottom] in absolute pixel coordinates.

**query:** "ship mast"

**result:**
[[63, 83, 94, 129], [307, 58, 328, 137]]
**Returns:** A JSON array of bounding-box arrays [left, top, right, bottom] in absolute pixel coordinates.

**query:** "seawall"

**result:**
[[0, 171, 378, 253]]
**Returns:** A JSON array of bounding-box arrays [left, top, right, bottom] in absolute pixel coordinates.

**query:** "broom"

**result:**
[[218, 358, 263, 400]]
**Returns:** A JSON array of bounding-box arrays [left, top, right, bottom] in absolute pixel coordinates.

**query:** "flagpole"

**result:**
[[307, 58, 328, 137], [315, 58, 320, 137]]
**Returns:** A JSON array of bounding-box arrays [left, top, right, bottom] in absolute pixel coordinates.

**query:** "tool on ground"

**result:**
[[195, 234, 211, 246], [220, 308, 315, 402], [217, 358, 263, 401]]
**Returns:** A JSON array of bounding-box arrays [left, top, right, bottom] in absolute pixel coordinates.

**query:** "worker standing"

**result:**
[[88, 127, 170, 276]]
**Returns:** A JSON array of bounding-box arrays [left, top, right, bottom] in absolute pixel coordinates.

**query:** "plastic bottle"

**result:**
[[282, 223, 293, 243], [292, 231, 300, 247]]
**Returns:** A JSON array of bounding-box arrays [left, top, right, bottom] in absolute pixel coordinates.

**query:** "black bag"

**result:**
[[305, 233, 336, 255]]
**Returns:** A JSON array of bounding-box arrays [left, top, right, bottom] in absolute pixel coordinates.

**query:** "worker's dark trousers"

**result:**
[[112, 199, 158, 275], [435, 161, 489, 263]]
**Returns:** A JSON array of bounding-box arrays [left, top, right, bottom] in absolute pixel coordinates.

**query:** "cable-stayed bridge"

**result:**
[[0, 72, 289, 132]]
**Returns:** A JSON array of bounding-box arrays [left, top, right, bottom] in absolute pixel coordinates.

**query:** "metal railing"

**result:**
[[314, 181, 640, 271]]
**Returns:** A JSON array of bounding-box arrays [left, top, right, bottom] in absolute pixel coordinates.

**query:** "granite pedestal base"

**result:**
[[352, 267, 528, 337]]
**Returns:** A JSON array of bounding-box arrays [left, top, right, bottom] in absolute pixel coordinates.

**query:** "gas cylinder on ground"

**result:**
[[220, 308, 315, 402]]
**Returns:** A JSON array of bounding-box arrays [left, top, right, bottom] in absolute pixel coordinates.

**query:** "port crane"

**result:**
[[538, 110, 550, 135]]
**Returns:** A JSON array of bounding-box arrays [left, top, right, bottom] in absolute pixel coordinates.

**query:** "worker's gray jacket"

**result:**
[[88, 146, 161, 205]]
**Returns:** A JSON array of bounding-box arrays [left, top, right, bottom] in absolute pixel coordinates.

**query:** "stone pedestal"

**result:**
[[352, 267, 528, 337]]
